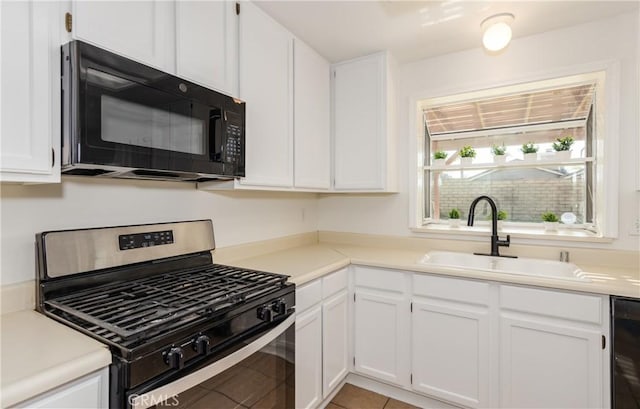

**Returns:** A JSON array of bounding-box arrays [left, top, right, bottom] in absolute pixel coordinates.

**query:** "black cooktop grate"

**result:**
[[45, 264, 288, 342]]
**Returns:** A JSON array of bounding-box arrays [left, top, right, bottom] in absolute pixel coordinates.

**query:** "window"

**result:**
[[416, 71, 610, 238]]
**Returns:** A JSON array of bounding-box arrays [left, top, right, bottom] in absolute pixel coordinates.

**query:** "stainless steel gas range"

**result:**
[[35, 220, 295, 409]]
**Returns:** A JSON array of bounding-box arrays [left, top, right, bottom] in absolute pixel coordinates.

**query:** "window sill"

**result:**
[[410, 223, 614, 244]]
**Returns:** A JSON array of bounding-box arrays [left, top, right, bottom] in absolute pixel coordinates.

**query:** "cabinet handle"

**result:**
[[65, 12, 72, 33], [51, 148, 55, 168], [602, 335, 606, 350]]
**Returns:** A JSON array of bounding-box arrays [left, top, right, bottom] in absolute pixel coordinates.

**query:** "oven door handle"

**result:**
[[129, 314, 295, 409]]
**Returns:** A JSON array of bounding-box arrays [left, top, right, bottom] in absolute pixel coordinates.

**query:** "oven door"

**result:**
[[65, 41, 245, 177], [128, 315, 295, 409]]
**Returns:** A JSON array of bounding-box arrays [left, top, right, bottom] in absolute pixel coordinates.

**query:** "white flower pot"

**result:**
[[433, 158, 446, 167], [460, 157, 473, 166], [523, 152, 538, 162], [554, 150, 571, 161], [543, 221, 559, 231], [493, 155, 506, 164], [449, 219, 461, 228]]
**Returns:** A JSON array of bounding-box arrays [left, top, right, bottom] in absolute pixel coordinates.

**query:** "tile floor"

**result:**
[[327, 383, 420, 409]]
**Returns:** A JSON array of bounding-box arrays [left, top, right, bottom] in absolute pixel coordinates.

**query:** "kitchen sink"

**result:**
[[418, 251, 591, 282]]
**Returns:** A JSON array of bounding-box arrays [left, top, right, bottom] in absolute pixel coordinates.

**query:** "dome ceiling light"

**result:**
[[481, 13, 515, 52]]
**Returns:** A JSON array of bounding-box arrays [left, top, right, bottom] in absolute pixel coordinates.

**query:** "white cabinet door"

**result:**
[[72, 0, 174, 72], [293, 39, 330, 190], [500, 316, 603, 408], [353, 289, 410, 386], [295, 305, 323, 409], [333, 53, 386, 190], [17, 368, 108, 408], [322, 290, 349, 397], [0, 0, 60, 183], [412, 300, 490, 408], [238, 2, 293, 187], [176, 1, 238, 96]]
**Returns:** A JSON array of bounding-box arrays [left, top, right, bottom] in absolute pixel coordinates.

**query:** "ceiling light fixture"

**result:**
[[481, 13, 514, 52]]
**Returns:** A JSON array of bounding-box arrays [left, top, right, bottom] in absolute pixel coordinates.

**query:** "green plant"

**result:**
[[552, 136, 574, 152], [433, 151, 447, 160], [541, 212, 559, 222], [459, 146, 476, 158], [491, 144, 506, 156], [448, 208, 461, 219], [521, 142, 539, 154], [486, 210, 507, 221]]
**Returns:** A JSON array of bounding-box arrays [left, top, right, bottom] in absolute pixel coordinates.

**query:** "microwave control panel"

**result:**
[[225, 123, 242, 163]]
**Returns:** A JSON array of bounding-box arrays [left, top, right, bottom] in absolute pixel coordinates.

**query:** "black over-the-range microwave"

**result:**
[[61, 40, 245, 182]]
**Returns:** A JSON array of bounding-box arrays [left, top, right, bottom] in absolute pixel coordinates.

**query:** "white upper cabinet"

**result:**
[[1, 0, 60, 183], [176, 2, 238, 96], [72, 1, 175, 72], [332, 52, 397, 191], [238, 1, 293, 187], [294, 39, 331, 190]]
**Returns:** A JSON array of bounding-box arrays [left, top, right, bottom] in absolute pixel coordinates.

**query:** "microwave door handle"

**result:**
[[129, 314, 295, 409], [209, 108, 223, 161]]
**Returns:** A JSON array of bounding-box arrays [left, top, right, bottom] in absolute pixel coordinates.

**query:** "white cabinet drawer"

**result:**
[[500, 285, 603, 325], [354, 266, 405, 293], [297, 280, 322, 313], [322, 268, 348, 299], [413, 274, 490, 306]]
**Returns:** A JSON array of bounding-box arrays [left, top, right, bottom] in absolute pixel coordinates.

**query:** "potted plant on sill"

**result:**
[[433, 151, 447, 167], [521, 142, 539, 162], [552, 136, 574, 161], [541, 211, 560, 231], [491, 144, 507, 164], [448, 208, 461, 227], [459, 146, 476, 166], [486, 210, 507, 230]]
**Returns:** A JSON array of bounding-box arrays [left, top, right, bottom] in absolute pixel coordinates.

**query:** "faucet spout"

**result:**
[[467, 195, 516, 258]]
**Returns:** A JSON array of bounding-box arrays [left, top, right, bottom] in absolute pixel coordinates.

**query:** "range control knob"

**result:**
[[273, 299, 287, 315], [164, 347, 184, 370], [193, 335, 211, 355], [258, 305, 273, 322]]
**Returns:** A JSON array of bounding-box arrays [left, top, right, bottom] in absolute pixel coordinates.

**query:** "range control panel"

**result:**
[[119, 230, 174, 250]]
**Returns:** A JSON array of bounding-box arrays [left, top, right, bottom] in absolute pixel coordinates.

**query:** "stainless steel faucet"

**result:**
[[467, 195, 517, 258]]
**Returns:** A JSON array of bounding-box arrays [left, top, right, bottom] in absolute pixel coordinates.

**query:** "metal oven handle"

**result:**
[[129, 314, 295, 409]]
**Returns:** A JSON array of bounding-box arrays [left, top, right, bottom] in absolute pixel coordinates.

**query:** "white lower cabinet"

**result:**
[[16, 368, 108, 408], [322, 290, 349, 397], [499, 285, 608, 408], [411, 275, 491, 408], [349, 267, 609, 409], [295, 268, 349, 408], [296, 305, 323, 409], [353, 267, 411, 387], [297, 266, 609, 409]]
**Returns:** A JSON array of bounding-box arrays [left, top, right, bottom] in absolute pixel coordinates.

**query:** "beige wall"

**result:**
[[318, 11, 640, 252], [0, 178, 318, 284]]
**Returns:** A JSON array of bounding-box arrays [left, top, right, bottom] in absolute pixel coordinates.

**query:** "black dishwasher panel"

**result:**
[[612, 296, 640, 408]]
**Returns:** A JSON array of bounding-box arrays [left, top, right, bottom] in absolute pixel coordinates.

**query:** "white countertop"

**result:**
[[220, 243, 640, 298], [0, 310, 112, 407]]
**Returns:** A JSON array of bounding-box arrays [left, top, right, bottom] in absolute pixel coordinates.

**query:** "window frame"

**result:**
[[408, 62, 621, 243]]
